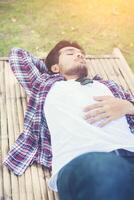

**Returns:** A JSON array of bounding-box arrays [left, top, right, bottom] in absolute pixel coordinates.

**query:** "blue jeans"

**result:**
[[57, 152, 134, 200]]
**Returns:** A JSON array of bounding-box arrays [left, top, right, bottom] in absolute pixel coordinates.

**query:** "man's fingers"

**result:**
[[93, 96, 112, 101], [84, 108, 105, 119], [87, 113, 109, 124], [98, 117, 112, 127], [83, 103, 102, 112], [83, 96, 113, 112]]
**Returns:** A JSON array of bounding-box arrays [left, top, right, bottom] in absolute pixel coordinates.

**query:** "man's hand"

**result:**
[[83, 96, 134, 127]]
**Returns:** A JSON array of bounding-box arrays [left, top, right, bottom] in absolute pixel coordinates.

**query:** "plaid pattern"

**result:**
[[3, 48, 134, 175]]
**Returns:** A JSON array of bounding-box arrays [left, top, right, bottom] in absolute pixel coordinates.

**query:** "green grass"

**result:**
[[0, 0, 134, 70]]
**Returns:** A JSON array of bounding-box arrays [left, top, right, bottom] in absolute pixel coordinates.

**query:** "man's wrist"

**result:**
[[125, 100, 134, 115]]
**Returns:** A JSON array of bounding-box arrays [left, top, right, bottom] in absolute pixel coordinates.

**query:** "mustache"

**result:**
[[64, 64, 88, 78]]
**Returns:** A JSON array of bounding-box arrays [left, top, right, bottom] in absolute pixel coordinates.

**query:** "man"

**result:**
[[3, 40, 134, 200]]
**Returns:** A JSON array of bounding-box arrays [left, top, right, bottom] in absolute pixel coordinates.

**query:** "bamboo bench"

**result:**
[[0, 48, 134, 200]]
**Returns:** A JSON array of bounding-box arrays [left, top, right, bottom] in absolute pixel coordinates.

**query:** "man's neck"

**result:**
[[63, 74, 80, 80]]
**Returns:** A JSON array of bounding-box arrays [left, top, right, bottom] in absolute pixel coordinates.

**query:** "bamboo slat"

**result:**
[[99, 58, 116, 80], [31, 165, 42, 200], [108, 58, 128, 89], [38, 166, 49, 200], [0, 57, 8, 61], [1, 61, 12, 200], [44, 170, 55, 200], [86, 59, 94, 77], [93, 58, 108, 79], [87, 58, 99, 77], [0, 57, 4, 199], [113, 48, 134, 94], [5, 61, 20, 200], [116, 59, 134, 93], [18, 85, 34, 200]]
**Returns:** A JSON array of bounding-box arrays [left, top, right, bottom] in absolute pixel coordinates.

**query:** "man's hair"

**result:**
[[45, 40, 84, 73]]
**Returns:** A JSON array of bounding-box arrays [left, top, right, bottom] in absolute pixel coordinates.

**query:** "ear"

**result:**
[[51, 64, 60, 73]]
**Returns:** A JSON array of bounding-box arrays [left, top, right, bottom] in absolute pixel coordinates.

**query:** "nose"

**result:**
[[76, 52, 84, 59]]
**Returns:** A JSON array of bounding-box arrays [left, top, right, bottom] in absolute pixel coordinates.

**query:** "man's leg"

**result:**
[[57, 152, 134, 200]]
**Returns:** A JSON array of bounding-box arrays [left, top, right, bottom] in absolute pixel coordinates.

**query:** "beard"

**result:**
[[64, 64, 88, 78]]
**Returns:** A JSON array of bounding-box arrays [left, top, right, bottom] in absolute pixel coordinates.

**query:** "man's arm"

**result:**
[[9, 48, 47, 95], [83, 82, 134, 127]]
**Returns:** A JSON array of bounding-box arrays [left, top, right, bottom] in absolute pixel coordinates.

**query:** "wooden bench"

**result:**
[[0, 48, 134, 200]]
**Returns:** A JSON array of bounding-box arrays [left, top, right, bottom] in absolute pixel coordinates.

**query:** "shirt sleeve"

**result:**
[[9, 48, 47, 95]]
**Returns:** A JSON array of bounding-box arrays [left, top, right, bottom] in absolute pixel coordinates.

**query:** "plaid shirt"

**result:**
[[3, 48, 134, 175]]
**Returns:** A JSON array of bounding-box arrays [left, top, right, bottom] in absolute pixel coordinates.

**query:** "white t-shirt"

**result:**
[[44, 80, 134, 191]]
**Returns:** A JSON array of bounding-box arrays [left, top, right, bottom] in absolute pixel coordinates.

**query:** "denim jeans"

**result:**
[[57, 152, 134, 200]]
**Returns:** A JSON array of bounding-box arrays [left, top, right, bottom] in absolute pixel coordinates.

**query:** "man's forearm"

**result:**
[[9, 48, 46, 95]]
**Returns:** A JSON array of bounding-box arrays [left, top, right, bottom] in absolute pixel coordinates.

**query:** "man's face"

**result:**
[[58, 46, 88, 78]]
